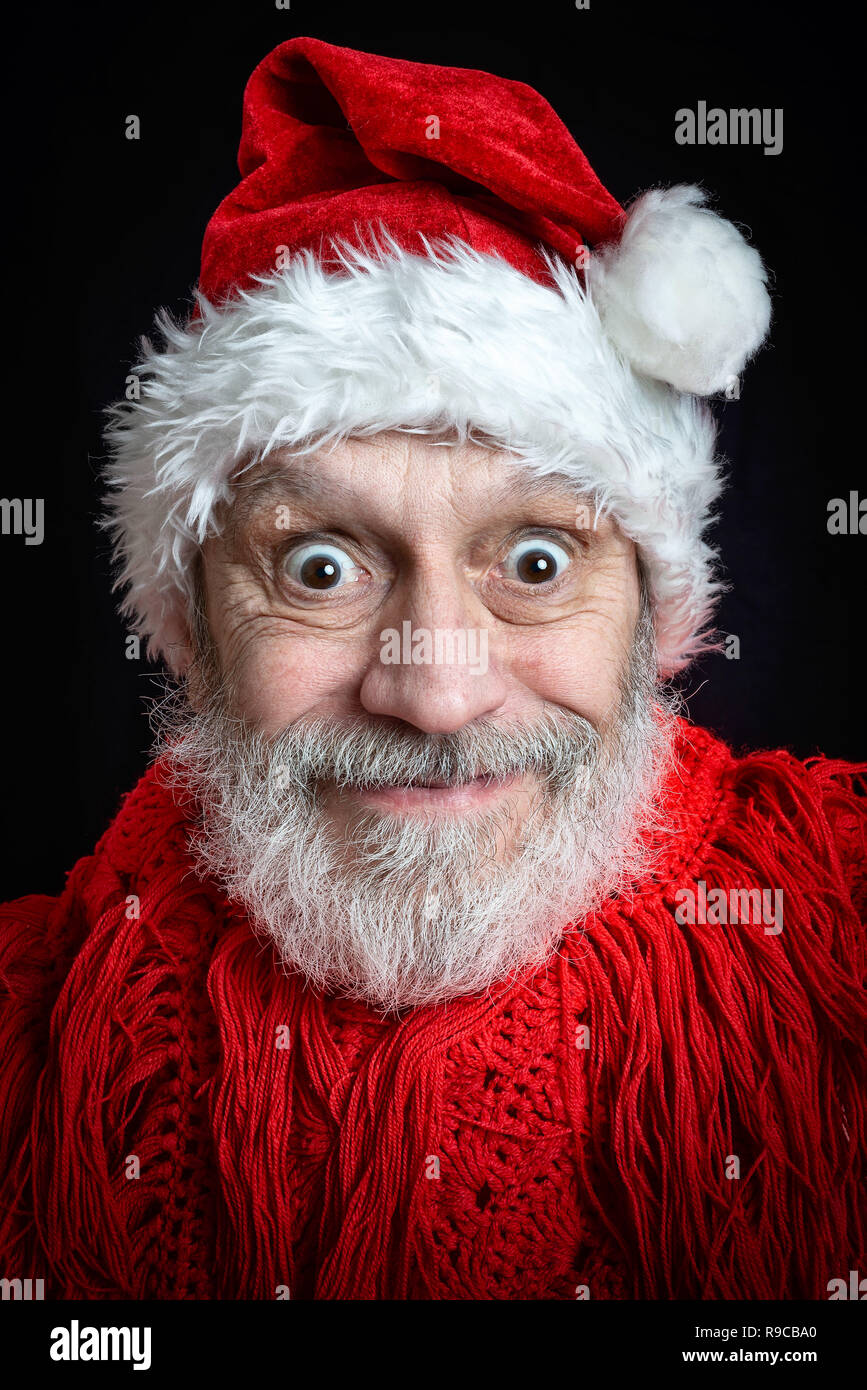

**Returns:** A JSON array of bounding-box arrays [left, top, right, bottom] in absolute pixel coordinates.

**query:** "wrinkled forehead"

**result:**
[[223, 432, 606, 538]]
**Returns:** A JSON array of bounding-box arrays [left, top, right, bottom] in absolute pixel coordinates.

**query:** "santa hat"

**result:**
[[102, 36, 771, 677]]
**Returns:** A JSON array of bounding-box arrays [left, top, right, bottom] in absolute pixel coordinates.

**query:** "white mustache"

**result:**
[[232, 709, 603, 799]]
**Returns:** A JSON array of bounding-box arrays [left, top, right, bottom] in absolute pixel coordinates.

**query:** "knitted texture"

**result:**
[[0, 718, 864, 1300]]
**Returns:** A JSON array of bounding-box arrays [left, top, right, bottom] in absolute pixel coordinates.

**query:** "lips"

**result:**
[[347, 772, 519, 812], [394, 774, 488, 790]]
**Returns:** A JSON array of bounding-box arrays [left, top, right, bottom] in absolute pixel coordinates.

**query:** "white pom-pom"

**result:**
[[588, 185, 771, 395]]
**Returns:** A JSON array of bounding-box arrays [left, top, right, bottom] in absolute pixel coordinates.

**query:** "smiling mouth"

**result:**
[[398, 774, 489, 789], [343, 772, 522, 812]]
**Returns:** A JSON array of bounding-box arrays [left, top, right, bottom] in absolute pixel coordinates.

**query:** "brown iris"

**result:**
[[300, 553, 341, 589], [516, 548, 556, 583]]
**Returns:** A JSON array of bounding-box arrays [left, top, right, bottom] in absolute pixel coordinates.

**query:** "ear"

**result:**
[[170, 645, 193, 683], [159, 615, 196, 686]]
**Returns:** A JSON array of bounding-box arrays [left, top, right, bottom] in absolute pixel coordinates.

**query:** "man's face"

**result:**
[[165, 432, 670, 1014], [199, 431, 640, 804]]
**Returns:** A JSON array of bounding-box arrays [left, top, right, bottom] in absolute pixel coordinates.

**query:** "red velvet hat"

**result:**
[[200, 36, 625, 305], [103, 37, 772, 679]]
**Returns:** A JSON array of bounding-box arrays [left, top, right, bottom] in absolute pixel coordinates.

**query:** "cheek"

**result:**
[[510, 629, 625, 724], [226, 636, 361, 736], [203, 557, 363, 734], [509, 585, 638, 723]]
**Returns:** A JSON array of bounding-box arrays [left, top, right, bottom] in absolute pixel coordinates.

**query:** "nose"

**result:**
[[359, 581, 507, 735]]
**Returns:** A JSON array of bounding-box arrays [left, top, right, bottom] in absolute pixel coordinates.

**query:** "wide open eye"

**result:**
[[503, 536, 572, 585], [283, 542, 362, 591]]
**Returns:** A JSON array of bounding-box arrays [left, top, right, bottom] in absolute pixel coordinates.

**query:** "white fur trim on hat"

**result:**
[[101, 223, 760, 678]]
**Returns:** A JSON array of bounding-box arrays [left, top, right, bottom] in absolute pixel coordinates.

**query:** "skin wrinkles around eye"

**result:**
[[488, 526, 592, 601], [244, 527, 376, 608], [284, 538, 365, 593]]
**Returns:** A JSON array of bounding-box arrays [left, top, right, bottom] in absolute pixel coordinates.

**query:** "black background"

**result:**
[[1, 0, 863, 901]]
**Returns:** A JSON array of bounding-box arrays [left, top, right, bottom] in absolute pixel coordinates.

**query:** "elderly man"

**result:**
[[1, 36, 864, 1303]]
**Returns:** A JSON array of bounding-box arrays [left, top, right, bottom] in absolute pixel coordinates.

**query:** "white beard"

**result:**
[[156, 610, 674, 1015]]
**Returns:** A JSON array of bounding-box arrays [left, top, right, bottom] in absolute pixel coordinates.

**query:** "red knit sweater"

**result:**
[[1, 718, 864, 1300]]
